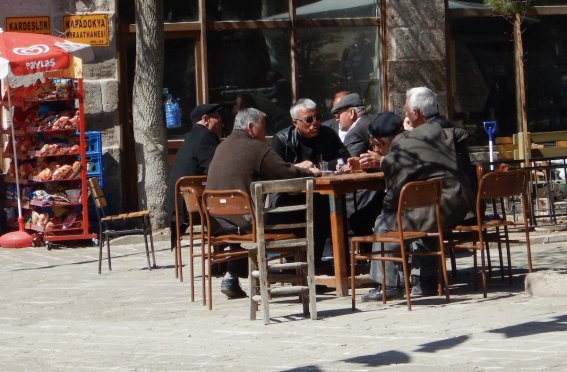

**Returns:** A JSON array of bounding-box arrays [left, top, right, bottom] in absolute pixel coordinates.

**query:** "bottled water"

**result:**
[[164, 88, 181, 128]]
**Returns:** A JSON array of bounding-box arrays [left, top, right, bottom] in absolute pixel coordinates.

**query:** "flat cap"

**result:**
[[368, 112, 403, 138], [190, 103, 222, 124], [330, 93, 364, 114]]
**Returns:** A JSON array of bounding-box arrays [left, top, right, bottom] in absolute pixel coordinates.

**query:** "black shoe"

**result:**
[[361, 285, 403, 302], [410, 276, 437, 297], [220, 277, 247, 299]]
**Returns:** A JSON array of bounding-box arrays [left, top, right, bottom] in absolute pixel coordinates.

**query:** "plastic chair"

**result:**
[[350, 178, 449, 311], [243, 177, 317, 325], [173, 176, 207, 304], [87, 177, 156, 274], [450, 169, 532, 297]]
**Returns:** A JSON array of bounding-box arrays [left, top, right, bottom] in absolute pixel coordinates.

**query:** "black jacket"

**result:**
[[271, 125, 350, 169]]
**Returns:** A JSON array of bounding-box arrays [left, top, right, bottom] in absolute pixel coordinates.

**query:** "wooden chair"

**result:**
[[173, 175, 207, 304], [243, 177, 317, 325], [201, 189, 258, 310], [350, 178, 449, 311], [87, 177, 156, 274], [450, 169, 532, 297]]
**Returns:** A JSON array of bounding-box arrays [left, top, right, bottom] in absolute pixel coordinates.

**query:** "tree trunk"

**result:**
[[513, 12, 529, 162], [132, 0, 168, 229]]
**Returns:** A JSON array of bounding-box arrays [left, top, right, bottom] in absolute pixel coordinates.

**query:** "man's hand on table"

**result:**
[[293, 160, 321, 177], [359, 150, 381, 170]]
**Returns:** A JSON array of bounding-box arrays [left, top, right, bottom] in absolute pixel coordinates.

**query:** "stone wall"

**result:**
[[0, 0, 122, 211], [386, 0, 448, 116]]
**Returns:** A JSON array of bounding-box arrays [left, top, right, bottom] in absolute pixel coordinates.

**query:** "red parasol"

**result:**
[[0, 29, 93, 248]]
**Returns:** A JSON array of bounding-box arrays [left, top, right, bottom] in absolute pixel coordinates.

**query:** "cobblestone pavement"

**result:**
[[1, 232, 567, 371]]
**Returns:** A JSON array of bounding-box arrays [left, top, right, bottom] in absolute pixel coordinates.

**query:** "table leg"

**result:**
[[328, 192, 348, 296]]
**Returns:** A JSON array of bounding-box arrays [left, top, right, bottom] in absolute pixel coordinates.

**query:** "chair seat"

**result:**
[[453, 218, 512, 232], [101, 210, 150, 222], [352, 230, 429, 243]]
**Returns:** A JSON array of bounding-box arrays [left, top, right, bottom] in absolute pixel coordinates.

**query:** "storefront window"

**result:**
[[207, 29, 292, 135], [164, 0, 198, 22], [295, 0, 378, 19], [451, 17, 516, 142], [206, 0, 288, 21], [296, 27, 381, 118], [126, 38, 197, 139], [451, 14, 567, 142]]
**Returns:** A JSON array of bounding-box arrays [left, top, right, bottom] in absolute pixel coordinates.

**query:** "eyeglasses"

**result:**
[[298, 114, 322, 125]]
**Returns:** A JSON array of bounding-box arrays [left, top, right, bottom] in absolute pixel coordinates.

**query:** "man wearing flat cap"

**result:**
[[330, 93, 382, 238], [361, 111, 474, 301], [166, 103, 224, 249]]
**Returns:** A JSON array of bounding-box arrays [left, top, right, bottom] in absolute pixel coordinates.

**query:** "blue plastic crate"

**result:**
[[87, 173, 104, 188], [85, 131, 102, 155], [86, 153, 103, 174]]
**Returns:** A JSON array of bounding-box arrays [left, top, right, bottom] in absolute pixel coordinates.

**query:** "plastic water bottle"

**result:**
[[164, 89, 181, 128]]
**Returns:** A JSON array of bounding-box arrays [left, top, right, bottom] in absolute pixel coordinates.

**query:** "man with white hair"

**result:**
[[272, 98, 350, 272], [206, 108, 319, 298]]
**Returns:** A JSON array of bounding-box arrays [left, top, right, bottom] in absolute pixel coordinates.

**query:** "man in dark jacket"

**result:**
[[331, 93, 382, 236], [166, 103, 223, 249], [362, 108, 475, 302], [271, 98, 350, 271], [206, 107, 319, 298]]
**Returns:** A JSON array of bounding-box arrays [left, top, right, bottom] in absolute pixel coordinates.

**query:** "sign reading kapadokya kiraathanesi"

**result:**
[[62, 14, 109, 46]]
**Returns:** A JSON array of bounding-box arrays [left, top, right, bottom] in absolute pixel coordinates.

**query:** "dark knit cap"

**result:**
[[368, 112, 403, 138]]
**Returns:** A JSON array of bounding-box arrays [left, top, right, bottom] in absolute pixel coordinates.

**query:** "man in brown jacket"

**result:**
[[206, 107, 319, 298]]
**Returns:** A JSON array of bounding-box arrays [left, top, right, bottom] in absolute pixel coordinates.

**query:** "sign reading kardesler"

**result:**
[[6, 17, 51, 35], [62, 14, 109, 46]]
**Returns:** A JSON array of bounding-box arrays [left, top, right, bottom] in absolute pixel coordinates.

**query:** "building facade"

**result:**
[[1, 0, 566, 211]]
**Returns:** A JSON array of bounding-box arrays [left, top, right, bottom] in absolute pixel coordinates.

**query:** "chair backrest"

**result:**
[[202, 189, 256, 237], [397, 178, 443, 211], [478, 169, 528, 200], [396, 178, 443, 235], [87, 177, 107, 219], [250, 177, 314, 242], [175, 175, 207, 214]]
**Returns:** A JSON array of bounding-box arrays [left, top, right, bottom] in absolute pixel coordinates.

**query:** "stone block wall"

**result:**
[[386, 0, 448, 116]]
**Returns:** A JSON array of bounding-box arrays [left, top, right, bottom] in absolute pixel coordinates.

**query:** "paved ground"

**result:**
[[1, 229, 567, 371]]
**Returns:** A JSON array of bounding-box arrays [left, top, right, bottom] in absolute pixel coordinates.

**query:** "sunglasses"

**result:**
[[298, 114, 323, 125]]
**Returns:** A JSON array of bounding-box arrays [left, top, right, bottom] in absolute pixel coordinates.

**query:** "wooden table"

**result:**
[[314, 171, 385, 296]]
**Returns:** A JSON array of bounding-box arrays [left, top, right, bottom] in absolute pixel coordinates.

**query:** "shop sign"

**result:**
[[5, 17, 51, 35], [62, 14, 109, 46]]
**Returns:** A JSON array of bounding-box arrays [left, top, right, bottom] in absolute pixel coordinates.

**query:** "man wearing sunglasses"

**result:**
[[271, 98, 350, 273]]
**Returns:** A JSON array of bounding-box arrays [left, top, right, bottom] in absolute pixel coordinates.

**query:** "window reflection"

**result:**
[[163, 39, 197, 137], [295, 0, 377, 18], [164, 0, 198, 22], [451, 15, 567, 142], [128, 38, 197, 138], [207, 29, 292, 135], [296, 27, 381, 119], [206, 0, 288, 21]]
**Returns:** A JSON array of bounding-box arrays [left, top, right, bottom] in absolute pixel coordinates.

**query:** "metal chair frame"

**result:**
[[450, 169, 533, 297], [173, 175, 207, 303], [87, 177, 155, 274], [350, 178, 449, 311]]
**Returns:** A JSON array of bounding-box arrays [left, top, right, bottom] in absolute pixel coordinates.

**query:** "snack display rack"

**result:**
[[1, 76, 96, 249]]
